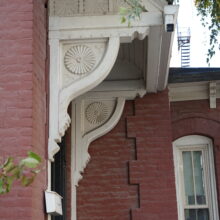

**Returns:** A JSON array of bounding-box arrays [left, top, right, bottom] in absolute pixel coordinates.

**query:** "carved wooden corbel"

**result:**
[[48, 37, 120, 161], [71, 96, 125, 186], [70, 95, 125, 220]]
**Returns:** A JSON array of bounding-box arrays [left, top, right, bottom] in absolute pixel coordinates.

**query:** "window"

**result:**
[[173, 135, 219, 220]]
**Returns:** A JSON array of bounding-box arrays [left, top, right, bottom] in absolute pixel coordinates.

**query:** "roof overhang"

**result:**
[[48, 0, 179, 160]]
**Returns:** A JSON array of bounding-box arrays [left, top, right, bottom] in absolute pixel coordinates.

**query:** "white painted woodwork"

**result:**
[[173, 135, 219, 220], [146, 26, 163, 92], [45, 191, 63, 215], [169, 81, 220, 104], [157, 30, 174, 90], [71, 96, 125, 186], [147, 5, 178, 92], [49, 12, 161, 43], [48, 0, 179, 160], [49, 0, 167, 16], [70, 96, 125, 220], [209, 82, 217, 109], [91, 80, 146, 98], [48, 37, 120, 161]]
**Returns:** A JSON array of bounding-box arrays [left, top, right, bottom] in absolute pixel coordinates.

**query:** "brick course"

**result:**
[[0, 0, 47, 219]]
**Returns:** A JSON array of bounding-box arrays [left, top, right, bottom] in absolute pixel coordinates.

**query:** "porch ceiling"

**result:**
[[92, 26, 175, 96]]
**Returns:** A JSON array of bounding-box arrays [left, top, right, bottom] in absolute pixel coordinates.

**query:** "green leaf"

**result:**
[[5, 176, 14, 192], [28, 152, 41, 163], [6, 176, 14, 186], [21, 175, 28, 186], [0, 179, 4, 194], [121, 16, 126, 23], [21, 175, 35, 187], [14, 166, 23, 179], [3, 157, 14, 173], [31, 169, 41, 174], [119, 7, 128, 15], [0, 152, 42, 194], [20, 158, 40, 168]]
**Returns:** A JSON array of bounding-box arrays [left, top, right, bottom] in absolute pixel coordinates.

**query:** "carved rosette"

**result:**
[[62, 40, 107, 89], [64, 45, 96, 75], [85, 102, 109, 125]]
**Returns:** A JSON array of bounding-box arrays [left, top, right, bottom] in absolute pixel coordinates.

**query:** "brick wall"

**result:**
[[0, 0, 47, 219], [77, 91, 178, 220], [32, 0, 47, 219], [171, 99, 220, 203]]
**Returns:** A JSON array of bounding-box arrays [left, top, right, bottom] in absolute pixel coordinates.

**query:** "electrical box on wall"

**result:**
[[45, 191, 63, 216]]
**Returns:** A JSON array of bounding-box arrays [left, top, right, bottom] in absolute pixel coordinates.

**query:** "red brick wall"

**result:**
[[0, 0, 47, 219], [171, 99, 220, 203], [77, 91, 178, 220], [32, 0, 47, 219]]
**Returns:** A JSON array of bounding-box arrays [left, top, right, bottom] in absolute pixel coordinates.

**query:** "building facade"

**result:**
[[0, 0, 220, 220]]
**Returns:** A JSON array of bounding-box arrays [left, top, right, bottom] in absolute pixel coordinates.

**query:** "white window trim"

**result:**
[[173, 135, 219, 220]]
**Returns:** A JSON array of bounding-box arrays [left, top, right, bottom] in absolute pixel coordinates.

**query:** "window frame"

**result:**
[[173, 135, 219, 220]]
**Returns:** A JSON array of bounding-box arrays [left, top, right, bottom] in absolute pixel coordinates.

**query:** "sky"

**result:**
[[170, 0, 220, 67]]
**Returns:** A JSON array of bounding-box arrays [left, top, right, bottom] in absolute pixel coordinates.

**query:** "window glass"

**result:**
[[183, 151, 195, 205], [185, 209, 209, 220], [193, 151, 206, 205], [182, 151, 206, 206]]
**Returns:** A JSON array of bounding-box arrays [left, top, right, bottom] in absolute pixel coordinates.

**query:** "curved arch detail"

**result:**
[[172, 117, 220, 141]]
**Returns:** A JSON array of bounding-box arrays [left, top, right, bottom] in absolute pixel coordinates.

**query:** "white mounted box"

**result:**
[[45, 190, 63, 216]]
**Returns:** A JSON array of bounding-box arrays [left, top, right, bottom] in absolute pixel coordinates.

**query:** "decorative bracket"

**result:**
[[69, 89, 145, 220], [49, 37, 120, 161], [69, 95, 127, 220], [48, 0, 177, 161], [71, 96, 125, 186], [209, 81, 217, 109]]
